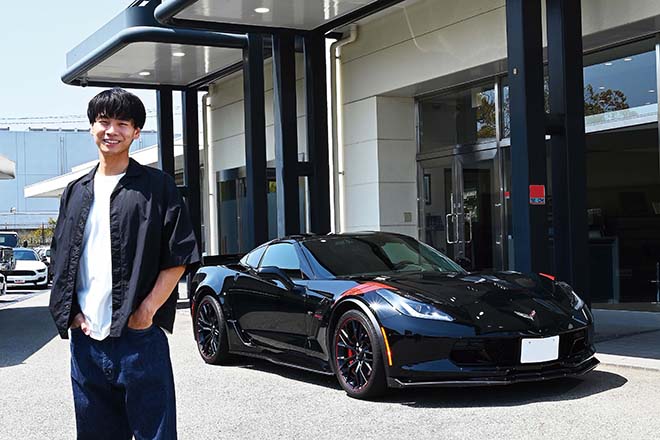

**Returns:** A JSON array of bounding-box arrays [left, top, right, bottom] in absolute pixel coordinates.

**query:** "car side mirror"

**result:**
[[257, 266, 295, 290]]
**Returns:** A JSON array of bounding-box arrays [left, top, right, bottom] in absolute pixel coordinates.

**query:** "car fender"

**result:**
[[327, 297, 391, 379]]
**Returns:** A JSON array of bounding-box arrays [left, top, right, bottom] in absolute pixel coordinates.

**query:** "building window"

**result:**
[[583, 38, 657, 132], [419, 83, 496, 152]]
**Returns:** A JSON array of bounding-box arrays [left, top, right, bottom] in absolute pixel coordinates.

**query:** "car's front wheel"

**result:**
[[194, 294, 231, 365], [332, 309, 387, 399]]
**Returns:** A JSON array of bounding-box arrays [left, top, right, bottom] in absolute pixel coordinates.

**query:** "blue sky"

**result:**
[[0, 1, 162, 131]]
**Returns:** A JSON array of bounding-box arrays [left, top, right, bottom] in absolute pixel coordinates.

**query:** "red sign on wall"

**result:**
[[529, 185, 546, 205]]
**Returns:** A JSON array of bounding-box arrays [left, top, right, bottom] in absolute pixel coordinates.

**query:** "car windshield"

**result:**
[[14, 250, 38, 261], [0, 234, 18, 248], [302, 234, 465, 277]]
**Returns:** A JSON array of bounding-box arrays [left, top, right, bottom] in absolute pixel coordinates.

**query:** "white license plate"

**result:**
[[520, 335, 560, 364], [13, 279, 25, 284]]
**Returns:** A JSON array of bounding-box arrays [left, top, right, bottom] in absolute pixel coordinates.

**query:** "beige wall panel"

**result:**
[[376, 96, 416, 141], [378, 182, 418, 227], [342, 8, 507, 103], [343, 140, 379, 187], [582, 0, 660, 37], [210, 101, 244, 142], [209, 76, 243, 109], [343, 98, 378, 145], [340, 0, 660, 104], [377, 140, 417, 183], [343, 0, 505, 64], [344, 182, 381, 231], [212, 134, 245, 171]]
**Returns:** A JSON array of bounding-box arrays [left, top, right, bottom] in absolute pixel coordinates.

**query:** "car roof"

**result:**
[[277, 231, 408, 244]]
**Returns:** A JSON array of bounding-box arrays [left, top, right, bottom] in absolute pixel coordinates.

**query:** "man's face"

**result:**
[[90, 116, 141, 158]]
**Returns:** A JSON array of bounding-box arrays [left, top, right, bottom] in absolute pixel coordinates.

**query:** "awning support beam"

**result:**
[[182, 89, 202, 246], [547, 0, 589, 302], [505, 0, 549, 274], [304, 33, 331, 234], [157, 87, 175, 178], [273, 32, 301, 236], [243, 33, 269, 248]]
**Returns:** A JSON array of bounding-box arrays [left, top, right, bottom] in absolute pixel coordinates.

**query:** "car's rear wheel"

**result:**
[[332, 309, 387, 399], [195, 294, 231, 365]]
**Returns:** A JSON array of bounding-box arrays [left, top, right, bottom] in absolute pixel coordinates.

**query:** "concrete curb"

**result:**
[[596, 353, 660, 372]]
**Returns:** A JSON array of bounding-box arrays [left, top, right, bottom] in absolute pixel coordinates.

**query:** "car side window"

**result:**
[[260, 243, 302, 278], [245, 245, 267, 268]]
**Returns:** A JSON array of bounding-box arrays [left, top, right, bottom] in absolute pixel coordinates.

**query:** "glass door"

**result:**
[[420, 148, 504, 271]]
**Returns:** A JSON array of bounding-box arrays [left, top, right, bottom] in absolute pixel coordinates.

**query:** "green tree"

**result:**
[[22, 218, 56, 246], [584, 84, 629, 116]]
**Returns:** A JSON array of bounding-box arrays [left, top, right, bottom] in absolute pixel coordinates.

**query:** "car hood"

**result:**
[[15, 260, 47, 271], [355, 271, 579, 334]]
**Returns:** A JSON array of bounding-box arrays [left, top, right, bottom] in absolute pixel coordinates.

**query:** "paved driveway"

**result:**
[[1, 291, 659, 439]]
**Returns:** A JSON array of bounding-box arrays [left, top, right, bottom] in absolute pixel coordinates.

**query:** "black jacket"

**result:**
[[49, 159, 200, 339]]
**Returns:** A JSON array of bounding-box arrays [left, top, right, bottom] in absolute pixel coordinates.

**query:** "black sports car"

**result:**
[[190, 232, 598, 399]]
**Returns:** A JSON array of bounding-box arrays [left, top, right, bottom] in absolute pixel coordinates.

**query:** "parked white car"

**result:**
[[6, 248, 48, 288]]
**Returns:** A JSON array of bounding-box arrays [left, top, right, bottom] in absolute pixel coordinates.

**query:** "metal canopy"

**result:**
[[155, 0, 405, 34], [62, 1, 246, 89]]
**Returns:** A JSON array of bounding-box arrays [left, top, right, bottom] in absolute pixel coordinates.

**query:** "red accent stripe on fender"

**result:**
[[539, 273, 555, 281], [340, 281, 392, 298]]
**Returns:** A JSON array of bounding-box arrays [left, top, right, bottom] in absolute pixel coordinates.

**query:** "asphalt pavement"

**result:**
[[1, 289, 659, 439]]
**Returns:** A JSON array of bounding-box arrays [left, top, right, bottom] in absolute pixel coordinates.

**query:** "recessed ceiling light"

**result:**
[[138, 71, 151, 76], [649, 89, 655, 93], [254, 7, 270, 13], [624, 57, 633, 62], [173, 52, 186, 57], [604, 62, 613, 66]]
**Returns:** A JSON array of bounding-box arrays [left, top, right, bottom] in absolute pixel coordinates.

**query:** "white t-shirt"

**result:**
[[76, 172, 125, 340]]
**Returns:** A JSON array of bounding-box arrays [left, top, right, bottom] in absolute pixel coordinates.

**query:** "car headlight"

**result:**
[[557, 282, 585, 310], [37, 268, 47, 273], [376, 289, 454, 321]]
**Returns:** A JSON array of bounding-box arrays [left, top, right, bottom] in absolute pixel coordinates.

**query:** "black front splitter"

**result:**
[[388, 356, 599, 388]]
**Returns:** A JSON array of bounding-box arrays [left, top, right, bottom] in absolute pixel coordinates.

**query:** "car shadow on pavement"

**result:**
[[383, 369, 627, 408], [0, 305, 59, 368], [211, 358, 626, 407]]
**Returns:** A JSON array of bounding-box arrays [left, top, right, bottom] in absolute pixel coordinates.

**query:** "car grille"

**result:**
[[9, 270, 36, 276], [450, 328, 590, 367]]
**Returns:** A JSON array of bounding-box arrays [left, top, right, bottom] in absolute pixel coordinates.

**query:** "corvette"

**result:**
[[190, 232, 598, 399]]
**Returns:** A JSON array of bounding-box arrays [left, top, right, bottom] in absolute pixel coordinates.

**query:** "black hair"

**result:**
[[87, 88, 146, 129]]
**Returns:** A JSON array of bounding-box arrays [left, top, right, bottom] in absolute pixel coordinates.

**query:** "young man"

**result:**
[[49, 88, 200, 439]]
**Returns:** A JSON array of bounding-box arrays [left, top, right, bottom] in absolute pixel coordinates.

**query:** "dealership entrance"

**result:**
[[419, 146, 505, 273], [416, 35, 660, 305]]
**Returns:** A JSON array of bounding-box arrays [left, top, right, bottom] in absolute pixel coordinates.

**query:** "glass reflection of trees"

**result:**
[[583, 84, 629, 116]]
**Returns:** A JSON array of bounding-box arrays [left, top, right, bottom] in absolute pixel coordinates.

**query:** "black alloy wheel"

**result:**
[[195, 294, 231, 365], [333, 309, 386, 399]]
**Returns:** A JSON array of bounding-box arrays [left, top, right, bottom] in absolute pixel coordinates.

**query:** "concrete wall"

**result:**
[[342, 96, 417, 236], [341, 0, 660, 103]]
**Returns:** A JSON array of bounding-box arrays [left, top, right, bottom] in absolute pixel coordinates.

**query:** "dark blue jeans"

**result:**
[[70, 325, 177, 440]]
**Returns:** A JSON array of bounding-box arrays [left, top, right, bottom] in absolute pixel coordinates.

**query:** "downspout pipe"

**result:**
[[201, 92, 219, 256], [330, 24, 358, 233]]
